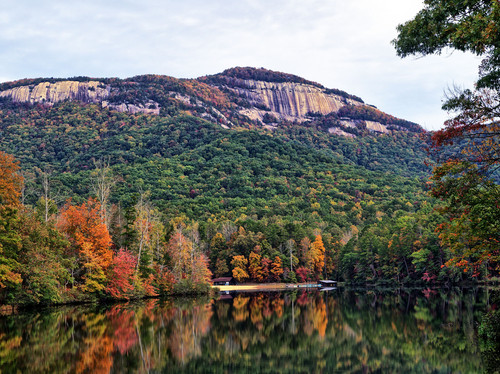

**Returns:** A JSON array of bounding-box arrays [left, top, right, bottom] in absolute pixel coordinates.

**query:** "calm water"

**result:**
[[0, 288, 494, 373]]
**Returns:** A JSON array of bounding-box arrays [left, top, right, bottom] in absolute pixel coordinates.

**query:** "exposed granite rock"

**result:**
[[222, 78, 364, 122], [339, 119, 357, 128], [328, 127, 356, 138], [365, 121, 389, 133], [0, 81, 110, 104], [102, 101, 160, 115], [0, 81, 163, 116]]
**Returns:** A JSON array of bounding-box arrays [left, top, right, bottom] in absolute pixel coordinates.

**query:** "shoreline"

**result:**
[[213, 283, 322, 292]]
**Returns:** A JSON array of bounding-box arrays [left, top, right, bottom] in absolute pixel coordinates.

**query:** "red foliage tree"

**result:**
[[106, 248, 137, 299], [296, 266, 312, 283]]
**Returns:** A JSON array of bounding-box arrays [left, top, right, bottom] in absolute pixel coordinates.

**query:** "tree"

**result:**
[[167, 222, 211, 286], [231, 255, 249, 282], [295, 266, 312, 283], [106, 248, 137, 299], [191, 253, 212, 284], [91, 157, 116, 228], [133, 192, 165, 279], [270, 256, 283, 282], [310, 235, 326, 279], [0, 151, 23, 207], [0, 206, 22, 297], [57, 198, 113, 293], [432, 162, 500, 275], [0, 152, 23, 299], [209, 232, 231, 274], [17, 210, 70, 303], [261, 256, 272, 282], [214, 257, 229, 278], [393, 0, 500, 90], [394, 0, 500, 176], [34, 168, 59, 223], [248, 251, 264, 282], [167, 230, 192, 280], [394, 0, 500, 275]]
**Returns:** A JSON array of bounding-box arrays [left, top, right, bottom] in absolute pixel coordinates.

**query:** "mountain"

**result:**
[[2, 66, 462, 295], [0, 67, 422, 135], [0, 67, 431, 259]]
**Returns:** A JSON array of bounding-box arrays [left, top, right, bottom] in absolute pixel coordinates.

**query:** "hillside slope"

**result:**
[[1, 67, 461, 291]]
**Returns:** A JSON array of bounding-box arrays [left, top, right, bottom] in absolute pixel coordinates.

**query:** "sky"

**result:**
[[0, 0, 482, 130]]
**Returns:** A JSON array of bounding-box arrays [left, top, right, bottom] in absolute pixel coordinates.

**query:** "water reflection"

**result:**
[[0, 288, 493, 373]]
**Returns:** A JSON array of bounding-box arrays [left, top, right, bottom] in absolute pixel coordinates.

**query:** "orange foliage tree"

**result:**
[[311, 235, 326, 279], [58, 198, 113, 293], [0, 151, 23, 207], [191, 253, 212, 284], [0, 151, 23, 297], [270, 256, 283, 282], [248, 251, 264, 282]]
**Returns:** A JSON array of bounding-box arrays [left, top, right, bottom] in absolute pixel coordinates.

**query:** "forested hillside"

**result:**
[[0, 68, 493, 305]]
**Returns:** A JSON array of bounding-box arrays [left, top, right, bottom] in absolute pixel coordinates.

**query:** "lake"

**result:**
[[0, 288, 494, 373]]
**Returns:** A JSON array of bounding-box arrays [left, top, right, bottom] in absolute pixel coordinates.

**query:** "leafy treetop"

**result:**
[[393, 0, 500, 90]]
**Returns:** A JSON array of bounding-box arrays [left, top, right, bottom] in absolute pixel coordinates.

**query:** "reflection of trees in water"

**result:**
[[0, 289, 494, 373]]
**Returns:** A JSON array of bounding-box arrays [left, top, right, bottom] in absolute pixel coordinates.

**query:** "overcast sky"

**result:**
[[0, 0, 481, 130]]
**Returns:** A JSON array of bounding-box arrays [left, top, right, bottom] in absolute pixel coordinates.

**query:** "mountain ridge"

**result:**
[[0, 67, 422, 136]]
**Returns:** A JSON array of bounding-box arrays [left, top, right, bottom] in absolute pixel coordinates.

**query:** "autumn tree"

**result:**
[[0, 151, 23, 299], [0, 151, 23, 207], [57, 198, 113, 293], [231, 255, 249, 282], [295, 266, 312, 283], [248, 251, 264, 282], [167, 230, 193, 280], [298, 237, 311, 265], [394, 0, 500, 275], [310, 235, 326, 279], [0, 206, 22, 298], [106, 248, 137, 299], [270, 256, 283, 282], [191, 253, 212, 284], [261, 256, 272, 282], [167, 222, 212, 287]]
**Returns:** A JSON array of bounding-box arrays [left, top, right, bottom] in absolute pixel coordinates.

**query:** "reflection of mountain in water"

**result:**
[[0, 288, 491, 373]]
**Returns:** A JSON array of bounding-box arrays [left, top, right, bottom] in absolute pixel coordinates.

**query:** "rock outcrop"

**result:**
[[222, 78, 364, 122], [0, 81, 110, 104], [328, 127, 356, 138], [365, 121, 389, 133], [102, 100, 160, 115], [0, 81, 162, 116]]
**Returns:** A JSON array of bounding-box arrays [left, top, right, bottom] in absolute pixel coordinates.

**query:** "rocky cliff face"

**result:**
[[221, 77, 364, 122], [0, 80, 162, 116], [0, 81, 110, 104]]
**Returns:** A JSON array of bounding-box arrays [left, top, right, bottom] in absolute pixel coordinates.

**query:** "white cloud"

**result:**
[[0, 0, 480, 130]]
